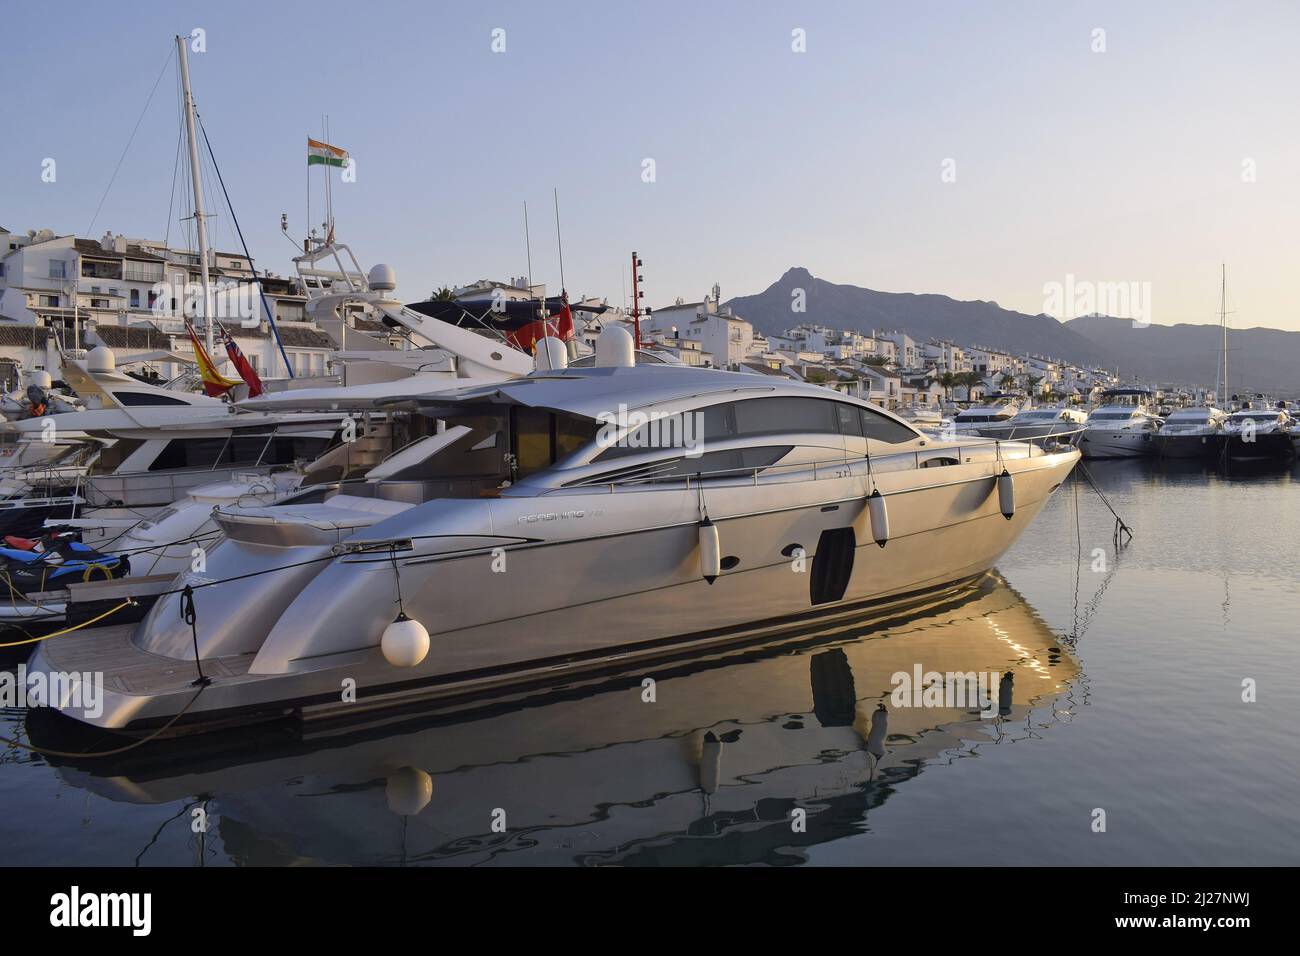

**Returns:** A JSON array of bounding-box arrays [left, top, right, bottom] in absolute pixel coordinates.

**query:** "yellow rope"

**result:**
[[0, 599, 135, 647]]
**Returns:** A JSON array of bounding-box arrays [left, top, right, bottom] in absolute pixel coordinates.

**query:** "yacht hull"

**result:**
[[1078, 429, 1156, 459], [1215, 432, 1295, 461], [1155, 433, 1217, 460], [29, 449, 1080, 733]]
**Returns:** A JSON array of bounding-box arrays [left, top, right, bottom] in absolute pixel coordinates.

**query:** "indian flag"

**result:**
[[307, 137, 349, 167]]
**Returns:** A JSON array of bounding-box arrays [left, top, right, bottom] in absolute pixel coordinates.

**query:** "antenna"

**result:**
[[553, 188, 569, 301], [523, 202, 534, 290]]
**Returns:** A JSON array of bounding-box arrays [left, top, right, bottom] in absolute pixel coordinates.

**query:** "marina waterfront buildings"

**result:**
[[2, 223, 1121, 406]]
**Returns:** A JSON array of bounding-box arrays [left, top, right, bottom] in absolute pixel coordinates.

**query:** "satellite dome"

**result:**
[[368, 263, 397, 292], [87, 345, 116, 373]]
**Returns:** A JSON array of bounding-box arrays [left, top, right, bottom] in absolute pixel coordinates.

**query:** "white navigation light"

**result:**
[[381, 613, 429, 667]]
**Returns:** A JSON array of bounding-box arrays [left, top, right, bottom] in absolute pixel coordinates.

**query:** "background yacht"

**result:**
[[1154, 406, 1227, 459], [1077, 388, 1163, 458], [976, 406, 1087, 442], [949, 392, 1022, 436], [1217, 403, 1295, 461]]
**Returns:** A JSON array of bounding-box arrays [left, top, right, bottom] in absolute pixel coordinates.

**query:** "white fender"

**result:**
[[381, 613, 430, 667], [997, 469, 1015, 520], [867, 489, 889, 548], [698, 518, 721, 583]]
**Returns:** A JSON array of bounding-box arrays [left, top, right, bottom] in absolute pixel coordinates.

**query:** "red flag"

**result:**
[[505, 298, 574, 353], [218, 322, 264, 397]]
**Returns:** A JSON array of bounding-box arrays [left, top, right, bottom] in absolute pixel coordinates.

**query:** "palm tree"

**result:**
[[998, 371, 1017, 391], [959, 371, 984, 401], [431, 286, 455, 301], [1024, 374, 1044, 396], [938, 371, 957, 401]]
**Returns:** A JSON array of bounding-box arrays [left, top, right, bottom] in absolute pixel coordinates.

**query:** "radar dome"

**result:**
[[368, 263, 397, 292], [87, 345, 116, 373], [595, 325, 635, 368]]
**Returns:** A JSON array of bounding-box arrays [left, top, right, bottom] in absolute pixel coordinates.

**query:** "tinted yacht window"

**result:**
[[859, 407, 918, 444], [113, 392, 194, 407], [734, 397, 838, 436]]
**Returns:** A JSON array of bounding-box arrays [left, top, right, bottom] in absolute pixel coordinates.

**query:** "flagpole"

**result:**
[[177, 34, 214, 354]]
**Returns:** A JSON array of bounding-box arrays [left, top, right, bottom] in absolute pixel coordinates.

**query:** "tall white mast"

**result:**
[[177, 34, 214, 353], [1220, 264, 1229, 405]]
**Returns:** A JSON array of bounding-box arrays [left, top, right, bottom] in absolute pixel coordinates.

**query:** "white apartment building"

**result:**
[[0, 228, 341, 383], [966, 345, 1023, 381], [645, 285, 755, 369], [923, 340, 970, 373], [879, 330, 916, 368]]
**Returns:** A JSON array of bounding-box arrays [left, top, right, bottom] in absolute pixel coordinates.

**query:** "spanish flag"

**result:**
[[307, 137, 349, 168], [186, 321, 239, 397]]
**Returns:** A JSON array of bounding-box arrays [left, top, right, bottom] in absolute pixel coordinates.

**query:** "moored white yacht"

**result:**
[[1077, 388, 1163, 458], [975, 406, 1087, 442], [949, 392, 1022, 437], [30, 332, 1081, 734]]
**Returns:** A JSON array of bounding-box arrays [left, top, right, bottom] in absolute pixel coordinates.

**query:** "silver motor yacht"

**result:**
[[1077, 388, 1163, 458], [31, 333, 1081, 733], [976, 406, 1088, 442]]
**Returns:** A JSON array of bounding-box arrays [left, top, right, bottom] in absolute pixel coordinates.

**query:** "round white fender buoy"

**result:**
[[997, 468, 1015, 520], [867, 489, 889, 548], [385, 766, 433, 816], [381, 613, 430, 667], [698, 517, 721, 583], [698, 730, 723, 795]]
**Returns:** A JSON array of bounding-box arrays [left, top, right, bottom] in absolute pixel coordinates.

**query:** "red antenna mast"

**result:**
[[630, 251, 644, 350]]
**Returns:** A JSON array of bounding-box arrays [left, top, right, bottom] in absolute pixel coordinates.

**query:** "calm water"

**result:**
[[2, 459, 1298, 866]]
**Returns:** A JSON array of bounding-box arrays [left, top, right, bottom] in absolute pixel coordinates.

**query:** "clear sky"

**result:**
[[2, 1, 1297, 329]]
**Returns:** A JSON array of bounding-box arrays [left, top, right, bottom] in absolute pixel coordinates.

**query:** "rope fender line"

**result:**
[[0, 684, 206, 759], [0, 599, 137, 647]]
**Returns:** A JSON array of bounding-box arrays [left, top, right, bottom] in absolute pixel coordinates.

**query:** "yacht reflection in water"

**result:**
[[38, 573, 1081, 866]]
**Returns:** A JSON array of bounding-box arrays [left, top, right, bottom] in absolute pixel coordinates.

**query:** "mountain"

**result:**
[[1065, 314, 1300, 395], [725, 268, 1117, 368]]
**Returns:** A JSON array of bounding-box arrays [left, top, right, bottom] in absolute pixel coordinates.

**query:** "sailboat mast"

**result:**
[[177, 34, 214, 354], [1220, 263, 1228, 404]]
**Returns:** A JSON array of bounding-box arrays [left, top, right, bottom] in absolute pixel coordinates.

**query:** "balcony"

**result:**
[[81, 260, 123, 280]]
